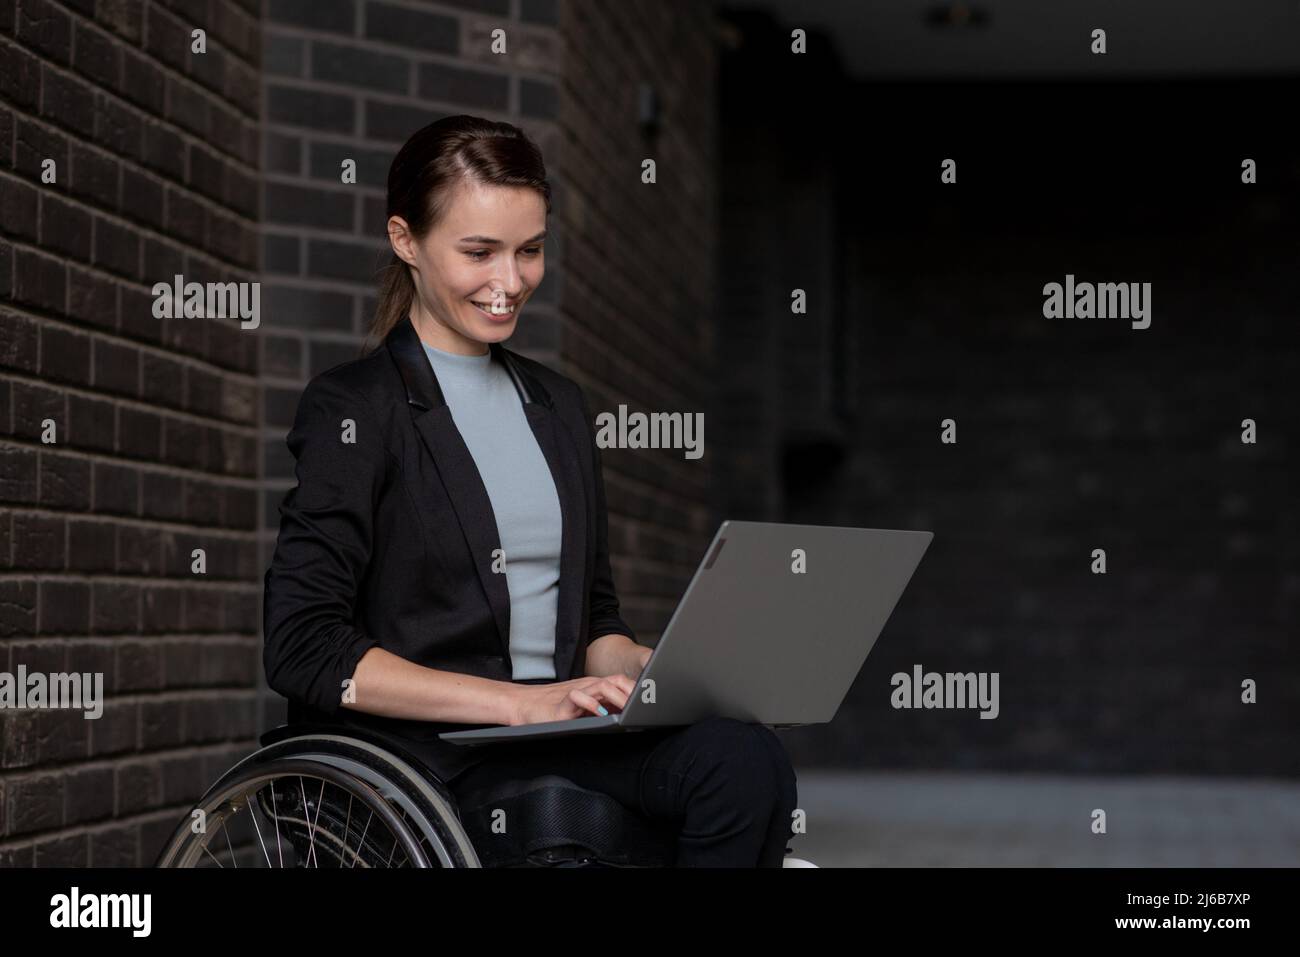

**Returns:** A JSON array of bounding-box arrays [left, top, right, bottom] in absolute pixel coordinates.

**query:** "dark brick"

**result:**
[[185, 364, 222, 417], [262, 284, 353, 330], [261, 332, 302, 377], [307, 140, 391, 188], [16, 0, 72, 67], [72, 22, 122, 88], [67, 518, 116, 572], [67, 394, 116, 454], [265, 32, 303, 76], [13, 248, 66, 313], [139, 699, 185, 749], [91, 337, 140, 398], [364, 2, 456, 54], [267, 84, 354, 133], [520, 77, 558, 119], [267, 0, 355, 34], [141, 351, 185, 408], [141, 584, 183, 632], [0, 108, 10, 170], [92, 581, 138, 633], [306, 237, 384, 283], [13, 116, 68, 181], [11, 380, 64, 442], [264, 130, 301, 174], [311, 40, 407, 93], [0, 314, 39, 374], [521, 0, 557, 25], [0, 445, 39, 505], [38, 450, 91, 511], [121, 166, 165, 230], [121, 49, 166, 114], [92, 215, 141, 280], [119, 285, 163, 344], [189, 38, 228, 99], [69, 142, 121, 210], [164, 187, 207, 244], [0, 174, 38, 241], [142, 120, 185, 179], [188, 143, 225, 203], [91, 460, 139, 515], [100, 0, 145, 45], [142, 236, 185, 282], [140, 470, 184, 521], [38, 192, 93, 260], [64, 766, 114, 826], [143, 2, 192, 73], [417, 61, 507, 110], [264, 181, 353, 230], [89, 825, 139, 866], [0, 239, 10, 299], [94, 94, 143, 162], [262, 232, 299, 273], [117, 406, 161, 459], [0, 580, 36, 636], [33, 835, 89, 867], [67, 266, 119, 331], [6, 774, 62, 834], [117, 523, 161, 575], [10, 512, 64, 569], [364, 98, 447, 143], [164, 74, 210, 140], [162, 416, 206, 469], [39, 579, 90, 634], [116, 761, 161, 816], [38, 322, 92, 385], [0, 39, 42, 111], [116, 639, 163, 690], [39, 63, 96, 138], [87, 700, 137, 757]]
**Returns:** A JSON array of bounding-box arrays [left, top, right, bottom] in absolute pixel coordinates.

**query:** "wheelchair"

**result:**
[[155, 723, 682, 868]]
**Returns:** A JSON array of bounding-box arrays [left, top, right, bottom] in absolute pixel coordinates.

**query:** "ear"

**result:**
[[387, 216, 417, 266]]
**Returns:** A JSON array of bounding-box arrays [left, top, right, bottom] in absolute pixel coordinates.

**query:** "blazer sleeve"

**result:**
[[263, 374, 383, 714], [576, 384, 638, 646]]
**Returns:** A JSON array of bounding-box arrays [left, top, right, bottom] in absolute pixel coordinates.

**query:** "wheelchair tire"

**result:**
[[155, 733, 480, 868]]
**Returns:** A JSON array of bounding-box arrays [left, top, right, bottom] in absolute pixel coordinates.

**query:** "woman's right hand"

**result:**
[[508, 675, 636, 726]]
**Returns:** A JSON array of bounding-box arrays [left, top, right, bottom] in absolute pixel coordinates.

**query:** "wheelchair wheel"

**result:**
[[155, 733, 480, 868]]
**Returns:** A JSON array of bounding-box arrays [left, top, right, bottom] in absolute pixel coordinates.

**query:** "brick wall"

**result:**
[[554, 0, 719, 644], [0, 0, 262, 865]]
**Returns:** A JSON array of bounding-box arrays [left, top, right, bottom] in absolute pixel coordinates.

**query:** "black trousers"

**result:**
[[445, 714, 800, 867]]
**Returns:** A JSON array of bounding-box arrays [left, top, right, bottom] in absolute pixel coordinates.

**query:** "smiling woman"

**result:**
[[262, 115, 799, 867]]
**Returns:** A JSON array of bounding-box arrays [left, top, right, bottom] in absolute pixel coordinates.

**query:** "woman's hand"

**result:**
[[508, 674, 637, 726]]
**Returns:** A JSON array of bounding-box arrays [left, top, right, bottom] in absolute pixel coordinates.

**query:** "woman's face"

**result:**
[[390, 179, 547, 355]]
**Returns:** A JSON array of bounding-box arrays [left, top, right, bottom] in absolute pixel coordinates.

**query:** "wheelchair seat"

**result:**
[[455, 774, 676, 868]]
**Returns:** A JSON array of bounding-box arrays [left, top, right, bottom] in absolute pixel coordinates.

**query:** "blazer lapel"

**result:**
[[384, 317, 589, 680]]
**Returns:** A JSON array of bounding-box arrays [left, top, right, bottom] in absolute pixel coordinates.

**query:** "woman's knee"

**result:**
[[686, 717, 796, 809]]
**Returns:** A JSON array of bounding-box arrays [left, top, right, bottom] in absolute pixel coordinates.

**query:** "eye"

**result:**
[[522, 245, 543, 256], [465, 250, 490, 261]]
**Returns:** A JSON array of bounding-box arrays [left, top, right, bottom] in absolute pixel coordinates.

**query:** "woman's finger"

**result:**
[[569, 688, 608, 717]]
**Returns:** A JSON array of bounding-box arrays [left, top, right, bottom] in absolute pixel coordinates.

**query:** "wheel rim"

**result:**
[[160, 758, 431, 868]]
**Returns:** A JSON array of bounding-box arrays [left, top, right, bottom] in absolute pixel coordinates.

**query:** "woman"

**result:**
[[263, 115, 798, 867]]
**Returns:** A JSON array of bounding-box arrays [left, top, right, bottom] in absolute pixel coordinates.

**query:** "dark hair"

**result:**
[[364, 115, 552, 352]]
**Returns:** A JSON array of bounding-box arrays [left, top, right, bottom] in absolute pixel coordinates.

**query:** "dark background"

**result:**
[[0, 0, 1297, 866]]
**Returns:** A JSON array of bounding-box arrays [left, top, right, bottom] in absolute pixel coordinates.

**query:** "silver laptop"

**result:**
[[439, 520, 933, 746]]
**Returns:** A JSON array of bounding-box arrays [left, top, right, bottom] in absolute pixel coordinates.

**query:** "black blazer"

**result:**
[[262, 315, 637, 781]]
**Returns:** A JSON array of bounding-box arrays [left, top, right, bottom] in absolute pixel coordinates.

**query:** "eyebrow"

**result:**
[[458, 230, 548, 245]]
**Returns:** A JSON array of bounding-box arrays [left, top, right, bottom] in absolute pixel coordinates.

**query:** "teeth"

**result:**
[[471, 301, 514, 313]]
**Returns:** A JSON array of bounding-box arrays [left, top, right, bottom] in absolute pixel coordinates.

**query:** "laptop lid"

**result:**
[[618, 520, 932, 729]]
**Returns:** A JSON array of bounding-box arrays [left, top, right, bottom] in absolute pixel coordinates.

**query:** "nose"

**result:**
[[489, 262, 524, 299]]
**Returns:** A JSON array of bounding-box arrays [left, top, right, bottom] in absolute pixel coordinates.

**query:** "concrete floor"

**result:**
[[785, 770, 1300, 867]]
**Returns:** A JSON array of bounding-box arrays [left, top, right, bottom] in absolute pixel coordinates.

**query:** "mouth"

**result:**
[[469, 299, 518, 319]]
